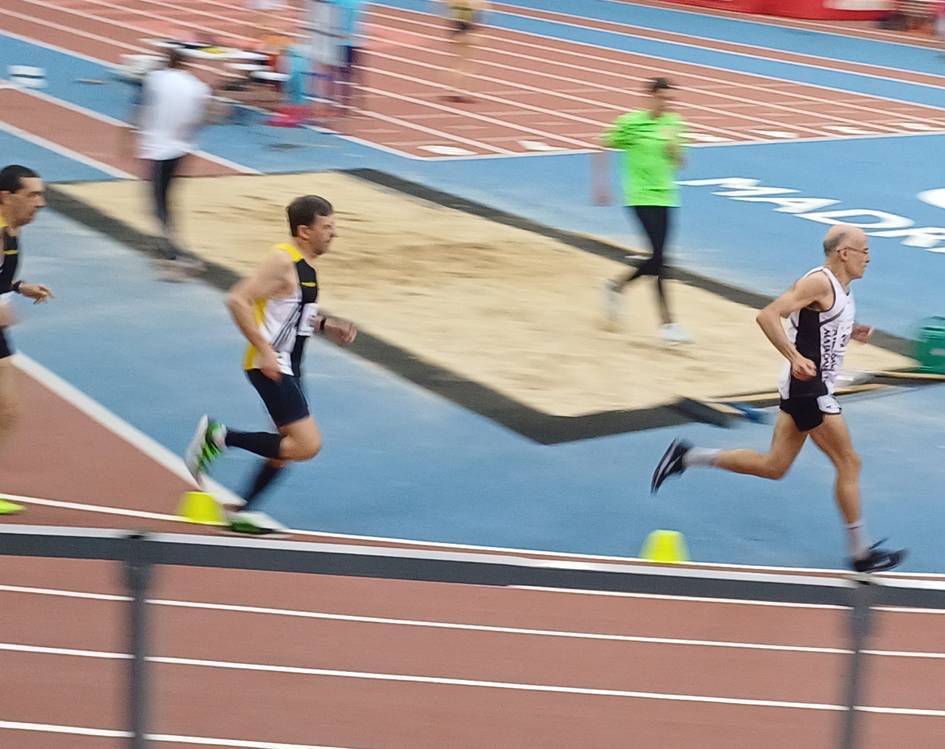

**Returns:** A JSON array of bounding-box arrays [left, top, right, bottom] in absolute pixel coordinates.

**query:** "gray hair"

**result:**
[[823, 228, 848, 256]]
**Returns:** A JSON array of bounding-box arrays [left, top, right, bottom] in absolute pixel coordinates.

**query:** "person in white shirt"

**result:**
[[128, 49, 211, 278]]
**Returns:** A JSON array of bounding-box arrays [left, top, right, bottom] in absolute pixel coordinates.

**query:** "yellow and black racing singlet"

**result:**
[[0, 220, 20, 301], [448, 1, 476, 23], [243, 243, 319, 377]]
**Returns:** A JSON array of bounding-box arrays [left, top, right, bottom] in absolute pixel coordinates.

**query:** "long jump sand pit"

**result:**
[[54, 170, 913, 439]]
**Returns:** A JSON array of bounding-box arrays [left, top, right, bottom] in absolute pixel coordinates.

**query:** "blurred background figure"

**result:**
[[333, 0, 366, 112], [595, 77, 690, 345], [247, 0, 285, 43], [126, 49, 213, 280], [935, 0, 945, 55], [305, 0, 344, 121], [441, 0, 489, 103]]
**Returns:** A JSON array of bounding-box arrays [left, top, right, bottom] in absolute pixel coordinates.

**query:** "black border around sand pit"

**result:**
[[46, 170, 915, 445]]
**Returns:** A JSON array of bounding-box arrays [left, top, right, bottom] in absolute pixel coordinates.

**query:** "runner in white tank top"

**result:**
[[650, 224, 905, 574], [777, 265, 855, 417]]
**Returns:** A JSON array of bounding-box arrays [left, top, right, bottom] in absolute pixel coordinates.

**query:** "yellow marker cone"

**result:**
[[176, 491, 225, 525], [0, 498, 24, 515], [641, 529, 689, 564]]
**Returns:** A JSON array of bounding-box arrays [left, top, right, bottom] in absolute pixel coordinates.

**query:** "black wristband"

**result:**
[[11, 281, 22, 294], [317, 315, 327, 333]]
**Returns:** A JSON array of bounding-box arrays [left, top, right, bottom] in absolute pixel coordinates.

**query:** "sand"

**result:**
[[58, 172, 913, 417]]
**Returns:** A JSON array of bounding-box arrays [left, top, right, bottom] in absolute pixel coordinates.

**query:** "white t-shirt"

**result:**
[[305, 0, 343, 67], [137, 68, 210, 161]]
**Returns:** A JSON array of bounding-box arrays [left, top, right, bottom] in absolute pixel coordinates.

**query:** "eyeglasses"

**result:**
[[840, 246, 870, 256]]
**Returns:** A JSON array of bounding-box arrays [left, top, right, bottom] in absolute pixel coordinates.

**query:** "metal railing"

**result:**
[[3, 524, 944, 748]]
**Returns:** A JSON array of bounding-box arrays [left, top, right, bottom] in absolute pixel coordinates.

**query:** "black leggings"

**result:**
[[619, 205, 672, 324], [150, 156, 183, 259]]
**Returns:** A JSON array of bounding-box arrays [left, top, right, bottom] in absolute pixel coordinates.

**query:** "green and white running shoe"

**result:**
[[228, 510, 287, 535], [185, 415, 226, 485]]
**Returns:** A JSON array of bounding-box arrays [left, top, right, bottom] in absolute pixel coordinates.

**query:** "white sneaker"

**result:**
[[603, 280, 624, 327], [660, 323, 692, 345], [184, 415, 226, 486]]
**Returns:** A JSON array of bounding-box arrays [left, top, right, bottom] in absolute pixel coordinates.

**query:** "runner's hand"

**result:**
[[259, 348, 282, 381], [325, 317, 357, 347], [851, 324, 873, 343], [19, 283, 54, 304], [791, 355, 818, 381]]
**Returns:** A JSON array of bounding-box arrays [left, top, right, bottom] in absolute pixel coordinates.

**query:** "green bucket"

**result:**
[[914, 317, 945, 374]]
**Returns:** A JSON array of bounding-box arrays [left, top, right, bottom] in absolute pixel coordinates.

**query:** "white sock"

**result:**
[[682, 447, 720, 468], [847, 521, 869, 560]]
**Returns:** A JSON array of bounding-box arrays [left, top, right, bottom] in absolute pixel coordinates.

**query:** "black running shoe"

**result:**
[[850, 540, 907, 573], [651, 438, 692, 494]]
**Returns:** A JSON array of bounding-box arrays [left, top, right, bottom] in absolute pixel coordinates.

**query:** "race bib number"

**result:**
[[298, 302, 319, 337]]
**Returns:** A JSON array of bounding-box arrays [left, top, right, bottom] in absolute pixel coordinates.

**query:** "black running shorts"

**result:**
[[779, 394, 841, 432], [246, 369, 310, 427]]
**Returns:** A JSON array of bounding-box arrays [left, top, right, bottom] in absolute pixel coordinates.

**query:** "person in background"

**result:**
[[247, 0, 286, 43], [935, 0, 945, 55], [126, 48, 212, 281], [595, 77, 690, 345], [334, 0, 366, 111], [441, 0, 489, 103]]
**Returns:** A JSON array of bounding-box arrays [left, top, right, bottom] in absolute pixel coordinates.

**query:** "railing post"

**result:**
[[123, 533, 154, 749], [840, 580, 876, 749]]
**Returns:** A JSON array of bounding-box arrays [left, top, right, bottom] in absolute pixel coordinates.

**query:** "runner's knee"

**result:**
[[296, 436, 321, 461], [284, 433, 321, 461], [763, 455, 793, 480], [838, 450, 861, 476]]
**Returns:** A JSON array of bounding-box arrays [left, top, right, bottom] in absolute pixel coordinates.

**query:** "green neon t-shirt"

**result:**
[[604, 111, 686, 207]]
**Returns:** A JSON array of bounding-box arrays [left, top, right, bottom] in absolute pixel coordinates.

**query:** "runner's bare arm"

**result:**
[[756, 272, 832, 379], [225, 250, 293, 352]]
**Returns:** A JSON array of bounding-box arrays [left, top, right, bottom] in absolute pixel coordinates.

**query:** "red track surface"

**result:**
[[4, 0, 945, 159], [3, 362, 945, 746]]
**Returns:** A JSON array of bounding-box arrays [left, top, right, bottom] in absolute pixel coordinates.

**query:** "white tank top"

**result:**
[[243, 243, 319, 377], [778, 266, 854, 399]]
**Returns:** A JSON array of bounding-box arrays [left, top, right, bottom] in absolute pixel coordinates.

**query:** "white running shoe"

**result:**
[[184, 415, 226, 486], [660, 323, 692, 345], [603, 279, 624, 328]]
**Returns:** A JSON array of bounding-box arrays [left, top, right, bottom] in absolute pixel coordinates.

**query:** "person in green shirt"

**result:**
[[594, 77, 690, 344]]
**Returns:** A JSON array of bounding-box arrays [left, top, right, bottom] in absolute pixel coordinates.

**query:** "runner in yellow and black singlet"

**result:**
[[442, 0, 489, 103], [185, 195, 357, 534]]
